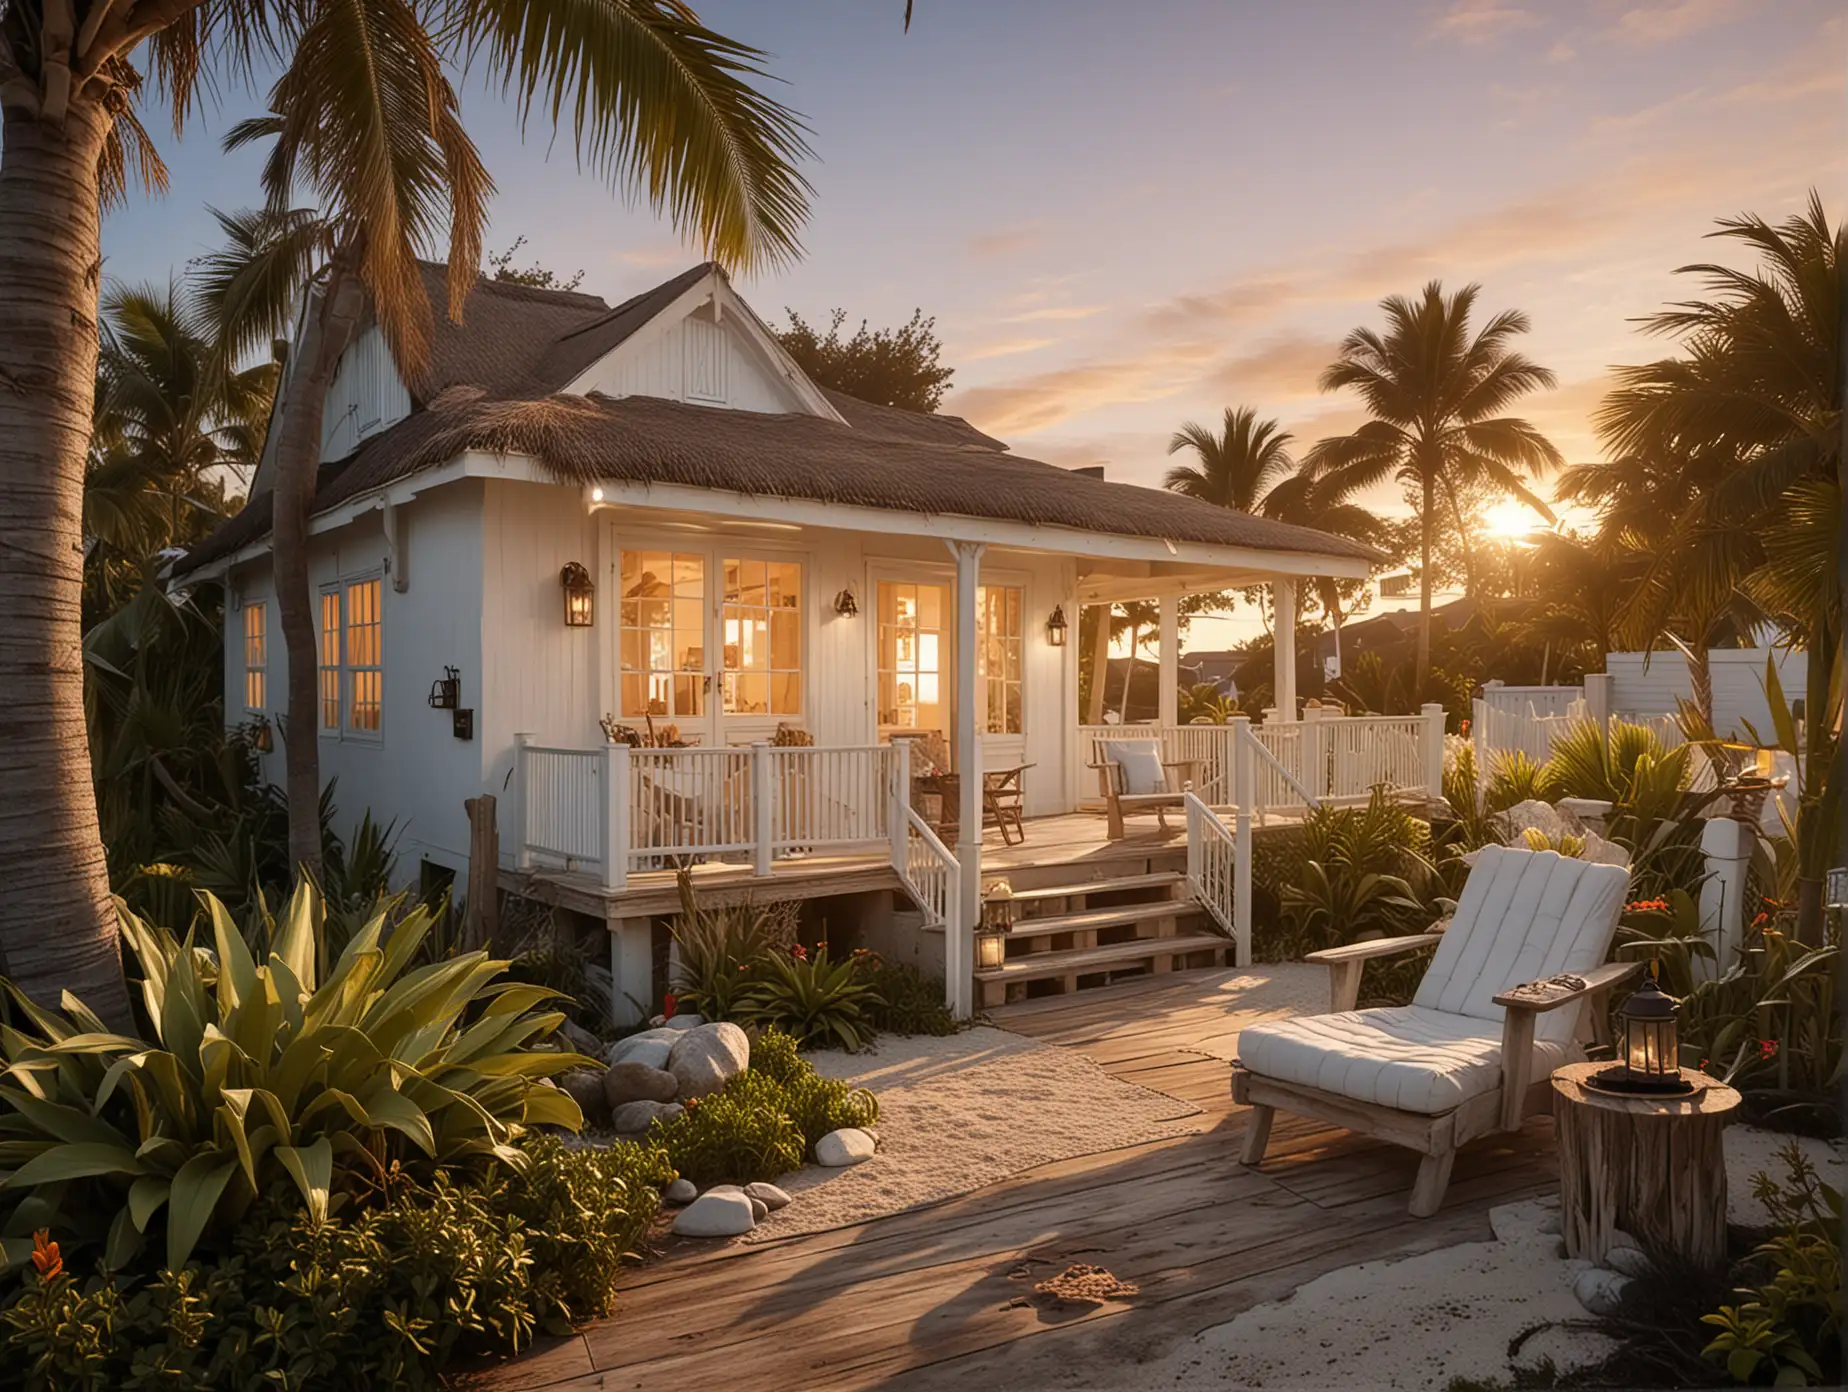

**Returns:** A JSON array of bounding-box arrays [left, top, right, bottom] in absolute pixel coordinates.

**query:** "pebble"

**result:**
[[1573, 1267, 1632, 1316], [663, 1178, 697, 1205], [816, 1127, 877, 1167], [671, 1190, 756, 1237], [744, 1182, 792, 1211]]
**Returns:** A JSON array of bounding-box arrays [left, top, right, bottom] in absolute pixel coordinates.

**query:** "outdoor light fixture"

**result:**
[[975, 880, 1018, 971], [1045, 605, 1068, 647], [1591, 963, 1691, 1095], [249, 716, 274, 754], [833, 586, 859, 618], [427, 666, 461, 710], [560, 562, 595, 626]]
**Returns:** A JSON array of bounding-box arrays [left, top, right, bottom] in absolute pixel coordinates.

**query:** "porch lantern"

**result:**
[[1045, 605, 1068, 647], [560, 562, 595, 627], [977, 880, 1017, 970], [1594, 963, 1691, 1095], [833, 586, 859, 618]]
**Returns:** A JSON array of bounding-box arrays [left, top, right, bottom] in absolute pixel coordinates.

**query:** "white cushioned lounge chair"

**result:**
[[1231, 846, 1639, 1217]]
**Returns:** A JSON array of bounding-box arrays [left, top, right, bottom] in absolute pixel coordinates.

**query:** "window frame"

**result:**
[[976, 583, 1025, 737], [317, 570, 386, 743], [617, 549, 710, 722], [718, 552, 805, 722], [242, 601, 268, 712]]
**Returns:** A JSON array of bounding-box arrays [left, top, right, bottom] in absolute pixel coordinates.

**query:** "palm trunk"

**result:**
[[1085, 604, 1110, 725], [0, 103, 134, 1026], [1687, 644, 1714, 727], [1792, 599, 1837, 946], [1416, 471, 1434, 692], [272, 263, 366, 879]]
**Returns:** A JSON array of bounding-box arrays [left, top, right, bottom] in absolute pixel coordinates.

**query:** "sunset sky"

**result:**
[[105, 0, 1844, 645]]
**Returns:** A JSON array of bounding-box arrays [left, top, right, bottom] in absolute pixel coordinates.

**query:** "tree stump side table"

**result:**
[[1551, 1062, 1741, 1272]]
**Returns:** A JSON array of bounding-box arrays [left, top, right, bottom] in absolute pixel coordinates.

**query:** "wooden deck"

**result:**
[[466, 968, 1558, 1392]]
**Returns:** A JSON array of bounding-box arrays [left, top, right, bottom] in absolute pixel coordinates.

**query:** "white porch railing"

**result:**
[[898, 808, 958, 930], [1079, 723, 1236, 802], [1184, 791, 1243, 961]]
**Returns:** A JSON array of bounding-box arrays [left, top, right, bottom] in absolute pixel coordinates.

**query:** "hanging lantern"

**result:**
[[1045, 605, 1068, 647], [560, 563, 595, 627], [977, 880, 1017, 970], [1592, 963, 1691, 1095]]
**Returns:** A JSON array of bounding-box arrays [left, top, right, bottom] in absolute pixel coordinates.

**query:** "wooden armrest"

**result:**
[[1492, 959, 1642, 1014], [1304, 932, 1444, 965]]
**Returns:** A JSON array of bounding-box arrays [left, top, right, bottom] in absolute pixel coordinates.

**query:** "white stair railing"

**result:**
[[1184, 791, 1239, 952]]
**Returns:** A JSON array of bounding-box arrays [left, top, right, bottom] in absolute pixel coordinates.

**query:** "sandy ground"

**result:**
[[1127, 1124, 1845, 1391], [742, 1025, 1204, 1242]]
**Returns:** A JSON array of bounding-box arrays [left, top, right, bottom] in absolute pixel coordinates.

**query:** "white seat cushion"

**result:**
[[1236, 1005, 1577, 1115], [1103, 739, 1167, 795], [1414, 846, 1630, 1046]]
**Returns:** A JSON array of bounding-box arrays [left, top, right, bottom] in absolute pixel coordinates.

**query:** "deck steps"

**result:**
[[977, 867, 1228, 1008]]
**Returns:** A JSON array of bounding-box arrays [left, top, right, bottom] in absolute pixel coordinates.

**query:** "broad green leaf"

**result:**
[[521, 1084, 582, 1130], [270, 883, 321, 993], [207, 893, 259, 1015], [105, 1206, 146, 1271], [1763, 654, 1798, 756], [129, 1174, 170, 1231], [5, 1141, 145, 1187], [43, 1032, 146, 1055], [2, 1089, 129, 1147], [274, 1137, 332, 1223], [355, 1082, 436, 1155], [166, 1154, 237, 1269]]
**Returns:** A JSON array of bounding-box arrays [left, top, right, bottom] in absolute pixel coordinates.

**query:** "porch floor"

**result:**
[[464, 967, 1558, 1392]]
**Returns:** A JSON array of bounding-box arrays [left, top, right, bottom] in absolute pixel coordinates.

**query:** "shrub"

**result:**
[[1483, 748, 1558, 811], [651, 1072, 806, 1186], [1701, 1143, 1842, 1387], [750, 1029, 879, 1148], [0, 884, 592, 1274], [667, 872, 798, 1022], [860, 957, 957, 1036], [0, 1137, 669, 1391], [1280, 791, 1442, 952], [740, 945, 883, 1051]]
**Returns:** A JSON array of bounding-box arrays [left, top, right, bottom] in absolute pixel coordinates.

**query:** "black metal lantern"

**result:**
[[560, 562, 595, 626], [428, 666, 461, 710], [833, 587, 859, 618], [249, 715, 274, 754], [1046, 605, 1068, 647], [977, 880, 1017, 970], [1592, 964, 1691, 1095]]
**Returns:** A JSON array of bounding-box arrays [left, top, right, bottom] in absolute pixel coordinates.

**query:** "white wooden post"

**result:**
[[600, 741, 629, 890], [1231, 715, 1253, 967], [1158, 595, 1180, 728], [889, 739, 911, 877], [1421, 702, 1447, 799], [949, 539, 985, 1018], [752, 741, 774, 877], [609, 918, 652, 1028], [1696, 817, 1752, 984], [1583, 672, 1613, 737], [1272, 577, 1298, 719], [512, 732, 534, 869], [1302, 701, 1328, 800]]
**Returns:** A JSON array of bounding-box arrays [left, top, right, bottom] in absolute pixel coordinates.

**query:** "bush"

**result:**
[[667, 873, 798, 1023], [740, 945, 883, 1051], [1278, 792, 1443, 954], [0, 1136, 669, 1391], [750, 1029, 880, 1148], [1701, 1143, 1842, 1387], [0, 884, 592, 1274], [860, 958, 957, 1036]]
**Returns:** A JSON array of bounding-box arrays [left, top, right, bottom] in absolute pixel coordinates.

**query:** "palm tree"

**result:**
[[0, 0, 811, 1020], [1595, 194, 1841, 940], [1164, 408, 1295, 512], [1306, 282, 1562, 688]]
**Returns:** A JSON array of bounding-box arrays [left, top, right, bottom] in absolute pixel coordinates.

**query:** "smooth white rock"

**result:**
[[1573, 1267, 1632, 1316], [704, 1184, 743, 1195], [611, 1099, 683, 1133], [665, 1013, 707, 1031], [744, 1182, 792, 1211], [815, 1127, 877, 1167], [1604, 1246, 1654, 1279], [603, 1060, 679, 1107], [749, 1196, 768, 1221], [608, 1028, 679, 1068], [671, 1190, 756, 1237], [662, 1178, 697, 1205], [666, 1021, 751, 1099]]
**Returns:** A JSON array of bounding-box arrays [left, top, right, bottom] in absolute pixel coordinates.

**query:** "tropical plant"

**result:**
[[1307, 281, 1563, 686], [0, 884, 590, 1273], [1482, 748, 1558, 811], [741, 945, 884, 1052], [1280, 791, 1441, 951], [1594, 195, 1841, 944], [1701, 1143, 1842, 1388], [858, 958, 957, 1037], [667, 872, 799, 1021], [650, 1071, 806, 1187], [0, 0, 813, 1022], [741, 1027, 878, 1149], [1163, 407, 1295, 511]]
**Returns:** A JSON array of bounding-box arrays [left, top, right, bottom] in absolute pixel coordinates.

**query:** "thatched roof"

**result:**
[[177, 265, 1380, 578]]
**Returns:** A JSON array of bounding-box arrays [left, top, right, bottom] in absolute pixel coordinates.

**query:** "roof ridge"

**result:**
[[415, 259, 610, 311], [553, 261, 718, 345]]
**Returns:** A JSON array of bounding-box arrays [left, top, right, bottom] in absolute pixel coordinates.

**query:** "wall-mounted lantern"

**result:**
[[833, 586, 859, 618], [428, 666, 461, 710], [249, 715, 274, 754], [560, 562, 595, 627], [1045, 605, 1069, 647]]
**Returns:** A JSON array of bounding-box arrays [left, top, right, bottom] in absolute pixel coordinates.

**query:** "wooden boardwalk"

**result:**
[[466, 969, 1558, 1392]]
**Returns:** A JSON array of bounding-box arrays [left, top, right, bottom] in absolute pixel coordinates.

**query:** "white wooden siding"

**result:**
[[320, 325, 412, 462], [1606, 647, 1809, 741], [568, 306, 801, 413]]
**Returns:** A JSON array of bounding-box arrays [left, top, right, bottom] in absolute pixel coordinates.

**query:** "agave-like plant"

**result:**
[[0, 884, 593, 1273]]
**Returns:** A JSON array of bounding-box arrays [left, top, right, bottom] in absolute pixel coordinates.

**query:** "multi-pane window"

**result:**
[[721, 558, 801, 716], [319, 590, 342, 729], [318, 578, 384, 736], [243, 602, 268, 710], [620, 551, 706, 718], [877, 581, 947, 734], [977, 585, 1023, 735], [345, 578, 382, 733]]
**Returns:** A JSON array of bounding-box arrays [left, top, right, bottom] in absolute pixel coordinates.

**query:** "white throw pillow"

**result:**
[[1104, 739, 1166, 796]]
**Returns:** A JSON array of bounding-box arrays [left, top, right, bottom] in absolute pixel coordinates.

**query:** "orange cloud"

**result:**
[[967, 223, 1046, 260], [1612, 0, 1745, 45], [1430, 0, 1543, 44]]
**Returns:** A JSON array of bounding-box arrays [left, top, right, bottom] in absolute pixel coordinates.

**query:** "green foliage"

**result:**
[[1278, 792, 1442, 954], [668, 873, 797, 1022], [1440, 738, 1504, 852], [1701, 1143, 1842, 1387], [0, 1137, 668, 1390], [859, 958, 957, 1037], [740, 946, 883, 1052], [652, 1072, 804, 1187], [774, 307, 954, 413], [1483, 748, 1558, 811], [0, 884, 592, 1274], [748, 1028, 880, 1149]]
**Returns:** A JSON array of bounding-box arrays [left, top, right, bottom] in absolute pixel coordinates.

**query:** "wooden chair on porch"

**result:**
[[982, 763, 1032, 846], [1090, 738, 1200, 840], [1230, 846, 1637, 1216]]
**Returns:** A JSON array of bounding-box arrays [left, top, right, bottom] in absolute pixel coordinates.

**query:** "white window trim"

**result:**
[[717, 548, 807, 726], [243, 600, 268, 713], [318, 570, 386, 744]]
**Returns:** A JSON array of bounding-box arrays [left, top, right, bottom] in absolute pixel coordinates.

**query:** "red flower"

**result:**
[[662, 993, 678, 1021], [791, 943, 808, 961], [1759, 1039, 1779, 1061], [30, 1230, 60, 1281]]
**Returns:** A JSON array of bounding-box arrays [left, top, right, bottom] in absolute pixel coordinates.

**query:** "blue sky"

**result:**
[[105, 0, 1844, 644]]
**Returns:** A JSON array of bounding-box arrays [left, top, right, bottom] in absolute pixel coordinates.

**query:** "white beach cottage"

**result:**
[[175, 263, 1412, 1021]]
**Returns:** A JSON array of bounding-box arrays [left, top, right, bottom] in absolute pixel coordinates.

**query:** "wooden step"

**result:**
[[974, 934, 1231, 1001], [1001, 900, 1201, 940], [997, 871, 1185, 904]]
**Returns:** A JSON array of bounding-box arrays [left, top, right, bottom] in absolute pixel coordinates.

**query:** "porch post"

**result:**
[[513, 732, 533, 870], [1230, 715, 1254, 968], [889, 739, 911, 875], [752, 742, 774, 877], [608, 918, 652, 1028], [949, 539, 986, 1019], [1158, 595, 1180, 727], [601, 741, 629, 890], [1420, 702, 1447, 800], [1272, 577, 1298, 719]]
